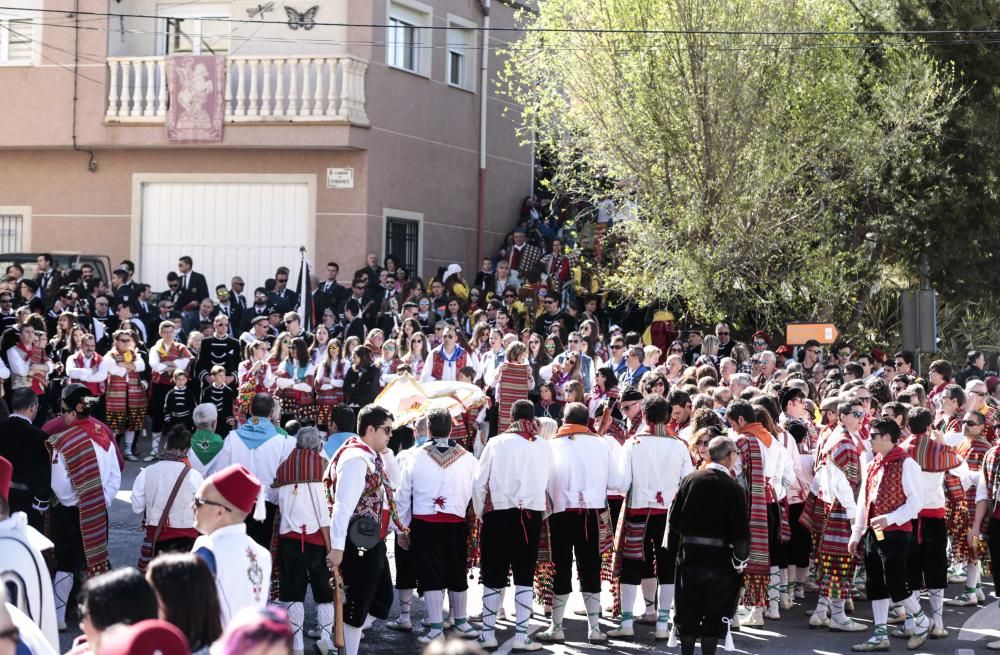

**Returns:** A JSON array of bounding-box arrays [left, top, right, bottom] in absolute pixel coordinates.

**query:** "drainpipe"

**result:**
[[476, 0, 491, 263]]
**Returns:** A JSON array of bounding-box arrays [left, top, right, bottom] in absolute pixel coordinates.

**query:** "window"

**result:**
[[446, 21, 474, 89], [158, 4, 230, 56], [385, 216, 421, 276], [0, 212, 25, 251], [387, 0, 430, 75], [0, 17, 33, 64]]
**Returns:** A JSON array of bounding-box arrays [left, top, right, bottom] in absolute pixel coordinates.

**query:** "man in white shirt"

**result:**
[[64, 333, 107, 417], [398, 407, 479, 643], [192, 463, 272, 625], [537, 403, 624, 644], [608, 395, 693, 641], [46, 385, 121, 630], [215, 394, 293, 548], [324, 405, 402, 655], [421, 324, 469, 383], [7, 323, 50, 426], [848, 418, 927, 652], [473, 400, 552, 651]]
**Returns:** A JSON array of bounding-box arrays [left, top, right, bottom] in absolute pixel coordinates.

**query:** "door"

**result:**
[[138, 178, 314, 296]]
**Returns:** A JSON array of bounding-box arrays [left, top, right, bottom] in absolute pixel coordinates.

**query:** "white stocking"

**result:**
[[285, 601, 304, 653], [398, 588, 413, 623], [448, 590, 468, 622], [316, 603, 334, 643], [344, 625, 363, 655], [481, 587, 502, 638], [619, 584, 638, 627], [424, 590, 445, 632], [641, 577, 657, 613], [53, 571, 73, 626], [583, 592, 601, 631], [513, 585, 533, 643], [550, 593, 569, 629], [657, 584, 674, 631], [928, 588, 944, 628], [124, 430, 136, 448]]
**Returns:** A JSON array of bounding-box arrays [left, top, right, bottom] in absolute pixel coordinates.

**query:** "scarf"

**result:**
[[554, 424, 594, 439], [505, 418, 537, 441], [496, 361, 531, 433], [190, 429, 224, 465], [422, 439, 468, 469], [430, 345, 467, 380], [234, 417, 280, 450], [742, 421, 773, 448], [902, 432, 962, 472], [735, 432, 770, 605], [46, 423, 111, 576]]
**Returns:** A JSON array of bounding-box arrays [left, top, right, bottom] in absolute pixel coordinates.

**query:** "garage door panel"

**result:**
[[140, 180, 311, 295]]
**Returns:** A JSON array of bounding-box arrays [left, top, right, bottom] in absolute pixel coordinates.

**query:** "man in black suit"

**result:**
[[0, 388, 51, 531], [229, 276, 248, 314], [354, 252, 383, 295], [177, 255, 209, 311], [161, 272, 183, 306], [195, 314, 241, 386], [214, 285, 243, 336], [314, 262, 349, 319], [241, 287, 273, 333], [34, 253, 62, 303], [267, 266, 299, 314], [183, 297, 217, 336]]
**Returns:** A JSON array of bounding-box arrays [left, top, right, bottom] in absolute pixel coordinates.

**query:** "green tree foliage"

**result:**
[[501, 0, 958, 336]]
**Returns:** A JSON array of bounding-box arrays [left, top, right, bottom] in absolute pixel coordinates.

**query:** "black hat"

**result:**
[[620, 387, 643, 403]]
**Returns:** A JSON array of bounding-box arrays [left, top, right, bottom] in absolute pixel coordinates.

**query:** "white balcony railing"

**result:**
[[105, 54, 368, 125]]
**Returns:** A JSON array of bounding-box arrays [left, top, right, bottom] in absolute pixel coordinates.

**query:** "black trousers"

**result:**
[[51, 504, 100, 572], [621, 512, 676, 585], [786, 503, 812, 568], [409, 519, 469, 593], [863, 529, 912, 603], [394, 538, 418, 590], [674, 545, 741, 639], [342, 540, 393, 627], [480, 508, 542, 588], [245, 501, 278, 549], [767, 502, 787, 568], [149, 382, 171, 432], [549, 509, 602, 595], [278, 538, 334, 603], [154, 537, 197, 556], [906, 517, 947, 590]]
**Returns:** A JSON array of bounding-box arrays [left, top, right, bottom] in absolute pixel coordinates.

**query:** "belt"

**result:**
[[682, 535, 729, 548]]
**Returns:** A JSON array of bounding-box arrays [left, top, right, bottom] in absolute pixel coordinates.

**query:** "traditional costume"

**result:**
[[315, 356, 349, 431], [670, 463, 750, 655], [537, 423, 623, 644], [398, 434, 479, 642], [8, 339, 53, 424], [189, 428, 225, 477], [899, 431, 969, 636], [810, 428, 864, 631], [192, 464, 272, 625], [492, 361, 533, 433], [610, 422, 693, 640], [46, 387, 120, 630], [473, 418, 552, 650], [421, 344, 469, 383], [0, 457, 59, 651], [131, 449, 202, 569], [324, 436, 406, 655], [974, 445, 1000, 602], [65, 349, 107, 421], [276, 360, 316, 423], [270, 446, 333, 654], [201, 382, 236, 437], [100, 347, 148, 458], [946, 431, 993, 605], [235, 358, 276, 424], [148, 340, 192, 458], [850, 445, 927, 651]]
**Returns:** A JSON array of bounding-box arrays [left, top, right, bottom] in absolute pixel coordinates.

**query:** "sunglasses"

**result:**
[[963, 420, 983, 427], [193, 496, 232, 511], [697, 439, 711, 447], [894, 360, 906, 366], [752, 340, 766, 346], [851, 411, 865, 418], [717, 331, 730, 336], [970, 390, 987, 397], [611, 345, 624, 350]]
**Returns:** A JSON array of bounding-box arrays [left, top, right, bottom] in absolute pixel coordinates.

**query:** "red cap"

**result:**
[[98, 619, 189, 655], [751, 330, 770, 343], [0, 456, 11, 503], [871, 348, 886, 363], [776, 344, 793, 356], [208, 464, 262, 514]]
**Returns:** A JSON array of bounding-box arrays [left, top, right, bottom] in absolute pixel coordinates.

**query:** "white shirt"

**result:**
[[851, 457, 923, 540], [976, 458, 999, 504], [131, 459, 203, 528], [328, 445, 389, 550], [421, 346, 463, 383], [51, 439, 120, 508], [149, 345, 191, 376], [193, 523, 271, 625], [398, 441, 477, 525], [547, 431, 625, 513], [276, 480, 329, 536], [65, 352, 107, 384], [473, 432, 552, 516], [7, 344, 50, 381], [216, 433, 294, 504], [619, 431, 693, 510], [816, 433, 860, 520], [99, 350, 147, 378], [733, 431, 795, 503]]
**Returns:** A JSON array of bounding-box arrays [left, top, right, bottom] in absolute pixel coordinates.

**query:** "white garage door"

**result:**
[[138, 177, 314, 295]]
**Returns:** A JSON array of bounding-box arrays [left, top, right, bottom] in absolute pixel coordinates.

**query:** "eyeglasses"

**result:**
[[192, 496, 232, 511], [353, 285, 365, 290], [543, 300, 556, 305], [504, 294, 516, 299], [970, 390, 987, 397], [752, 340, 766, 346], [377, 424, 393, 434], [808, 349, 820, 355], [855, 396, 871, 402], [545, 343, 555, 350], [435, 327, 445, 332], [670, 347, 683, 353], [444, 334, 456, 340], [568, 339, 580, 344], [869, 431, 883, 438], [59, 406, 74, 414]]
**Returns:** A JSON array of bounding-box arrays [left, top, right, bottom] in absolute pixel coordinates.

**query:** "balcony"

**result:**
[[105, 54, 369, 126]]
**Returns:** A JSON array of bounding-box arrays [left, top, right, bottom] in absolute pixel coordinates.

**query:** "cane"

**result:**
[[330, 567, 346, 655]]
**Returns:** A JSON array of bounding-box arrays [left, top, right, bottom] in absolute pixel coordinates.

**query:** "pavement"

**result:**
[[61, 459, 1000, 655]]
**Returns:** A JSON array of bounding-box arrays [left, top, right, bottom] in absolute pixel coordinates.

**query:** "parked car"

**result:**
[[0, 253, 111, 284]]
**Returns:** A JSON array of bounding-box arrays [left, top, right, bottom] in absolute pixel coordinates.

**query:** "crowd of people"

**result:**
[[0, 222, 999, 655]]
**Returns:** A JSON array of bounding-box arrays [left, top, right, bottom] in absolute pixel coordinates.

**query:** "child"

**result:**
[[201, 364, 236, 436], [455, 365, 487, 453], [163, 368, 196, 435]]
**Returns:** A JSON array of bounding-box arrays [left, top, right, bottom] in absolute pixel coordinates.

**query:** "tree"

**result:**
[[502, 0, 958, 336]]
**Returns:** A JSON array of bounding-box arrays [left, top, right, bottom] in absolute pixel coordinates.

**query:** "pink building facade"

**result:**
[[0, 0, 531, 292]]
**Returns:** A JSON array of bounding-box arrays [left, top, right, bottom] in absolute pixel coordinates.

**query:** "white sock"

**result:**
[[583, 592, 601, 631], [482, 587, 502, 638], [513, 585, 533, 643], [149, 431, 161, 452], [620, 584, 638, 628], [902, 594, 928, 629], [449, 590, 469, 623], [285, 601, 304, 652], [657, 584, 674, 630], [767, 566, 780, 612], [814, 595, 830, 618], [124, 430, 135, 448], [316, 603, 334, 642], [344, 625, 363, 655], [550, 593, 569, 629], [928, 588, 944, 628], [398, 588, 413, 623], [641, 577, 657, 614], [780, 568, 789, 596], [830, 599, 848, 623], [424, 590, 445, 631], [872, 598, 889, 627], [966, 563, 981, 592], [361, 614, 375, 630], [53, 571, 73, 625]]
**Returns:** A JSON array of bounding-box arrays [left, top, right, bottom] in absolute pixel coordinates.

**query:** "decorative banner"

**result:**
[[374, 373, 487, 428], [167, 54, 225, 143]]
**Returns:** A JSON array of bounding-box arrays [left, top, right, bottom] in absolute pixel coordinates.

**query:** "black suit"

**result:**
[[314, 280, 348, 318], [179, 271, 210, 308], [0, 415, 51, 531], [195, 335, 242, 382], [473, 271, 496, 293], [241, 304, 272, 332], [216, 301, 243, 336], [267, 289, 299, 314]]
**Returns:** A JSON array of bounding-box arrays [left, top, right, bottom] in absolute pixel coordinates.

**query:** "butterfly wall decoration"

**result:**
[[246, 2, 275, 19], [286, 5, 319, 30]]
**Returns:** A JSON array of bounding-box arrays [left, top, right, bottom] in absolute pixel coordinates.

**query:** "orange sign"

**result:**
[[785, 323, 840, 345]]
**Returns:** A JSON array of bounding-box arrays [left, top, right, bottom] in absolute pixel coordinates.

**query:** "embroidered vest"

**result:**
[[430, 346, 468, 380], [151, 341, 190, 385], [74, 351, 105, 396], [868, 455, 907, 523], [11, 342, 43, 393]]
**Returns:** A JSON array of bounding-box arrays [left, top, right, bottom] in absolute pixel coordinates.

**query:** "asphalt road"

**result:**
[[60, 460, 1000, 655]]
